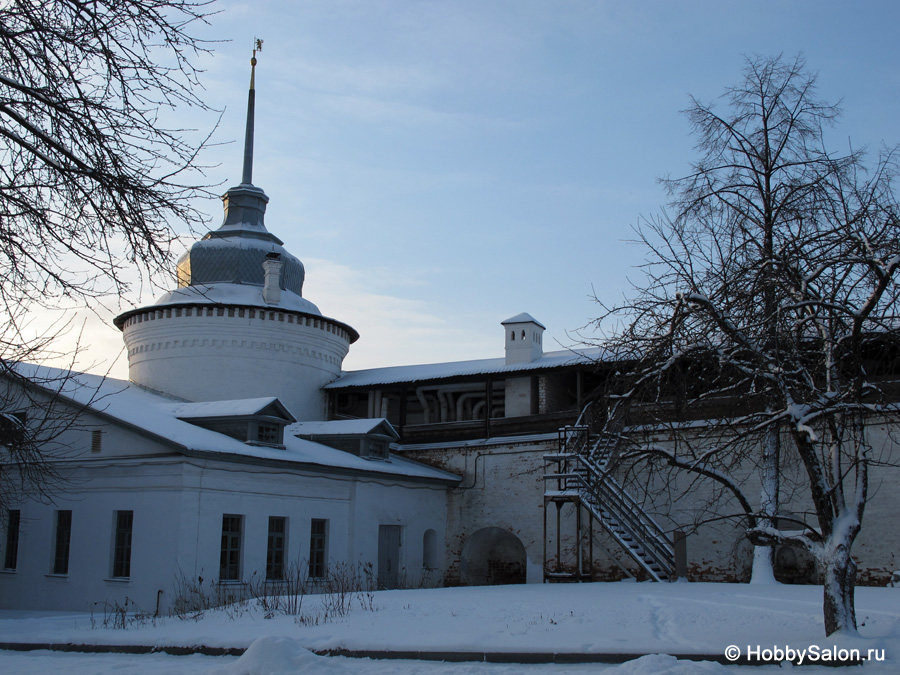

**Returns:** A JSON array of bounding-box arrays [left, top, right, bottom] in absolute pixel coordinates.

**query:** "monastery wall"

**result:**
[[399, 417, 900, 587]]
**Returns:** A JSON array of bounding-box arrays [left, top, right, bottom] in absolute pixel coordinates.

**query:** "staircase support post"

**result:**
[[674, 529, 688, 581], [589, 516, 594, 581], [555, 501, 562, 575], [576, 501, 583, 581], [542, 496, 548, 583]]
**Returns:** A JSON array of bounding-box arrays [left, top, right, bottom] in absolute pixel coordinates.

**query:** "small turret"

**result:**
[[501, 313, 545, 364]]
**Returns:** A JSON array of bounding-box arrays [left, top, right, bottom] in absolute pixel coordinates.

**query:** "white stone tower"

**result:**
[[115, 46, 358, 420]]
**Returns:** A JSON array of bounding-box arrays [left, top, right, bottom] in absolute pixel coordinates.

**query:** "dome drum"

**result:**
[[120, 306, 355, 420]]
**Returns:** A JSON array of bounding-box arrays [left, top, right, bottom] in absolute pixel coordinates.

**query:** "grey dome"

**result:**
[[176, 183, 305, 294], [176, 237, 306, 293]]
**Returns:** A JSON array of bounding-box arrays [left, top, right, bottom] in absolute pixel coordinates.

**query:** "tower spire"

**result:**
[[241, 38, 263, 185]]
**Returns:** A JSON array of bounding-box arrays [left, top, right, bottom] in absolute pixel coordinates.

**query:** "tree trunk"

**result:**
[[750, 545, 777, 584], [822, 548, 857, 636], [751, 425, 780, 584]]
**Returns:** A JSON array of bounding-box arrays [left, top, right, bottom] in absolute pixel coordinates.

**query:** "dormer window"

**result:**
[[293, 418, 399, 461], [175, 398, 296, 449]]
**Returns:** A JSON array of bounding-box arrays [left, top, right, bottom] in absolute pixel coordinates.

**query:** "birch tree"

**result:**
[[595, 55, 900, 635]]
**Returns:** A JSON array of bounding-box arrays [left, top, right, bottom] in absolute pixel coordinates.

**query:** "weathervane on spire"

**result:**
[[242, 38, 263, 185], [250, 38, 263, 90]]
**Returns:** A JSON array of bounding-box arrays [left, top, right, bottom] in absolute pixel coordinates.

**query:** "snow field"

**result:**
[[0, 581, 897, 673]]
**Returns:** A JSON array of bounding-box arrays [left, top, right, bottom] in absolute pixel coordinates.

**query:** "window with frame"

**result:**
[[308, 519, 327, 579], [112, 510, 133, 578], [53, 510, 72, 575], [256, 423, 280, 445], [0, 411, 27, 447], [4, 509, 20, 570], [423, 528, 437, 569], [366, 439, 388, 459], [266, 516, 286, 581], [219, 514, 243, 581]]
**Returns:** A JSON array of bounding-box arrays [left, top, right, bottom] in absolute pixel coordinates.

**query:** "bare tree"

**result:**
[[0, 1, 217, 506], [595, 55, 900, 635]]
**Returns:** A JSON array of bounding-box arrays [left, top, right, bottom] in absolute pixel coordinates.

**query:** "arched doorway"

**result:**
[[460, 527, 527, 585]]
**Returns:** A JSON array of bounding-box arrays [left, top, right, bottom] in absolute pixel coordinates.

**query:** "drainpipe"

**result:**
[[456, 392, 483, 420], [436, 389, 450, 422], [416, 387, 432, 424]]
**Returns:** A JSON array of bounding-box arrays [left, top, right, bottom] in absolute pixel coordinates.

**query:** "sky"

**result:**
[[44, 0, 900, 378]]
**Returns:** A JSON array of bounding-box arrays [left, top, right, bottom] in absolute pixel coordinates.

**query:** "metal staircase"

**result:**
[[543, 404, 675, 582]]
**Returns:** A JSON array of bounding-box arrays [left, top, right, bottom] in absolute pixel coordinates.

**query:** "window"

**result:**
[[0, 411, 27, 446], [309, 519, 327, 578], [423, 528, 437, 569], [112, 511, 133, 578], [53, 510, 72, 575], [367, 439, 387, 459], [4, 510, 20, 570], [219, 515, 243, 581], [256, 423, 279, 444], [266, 516, 286, 581], [91, 429, 102, 453]]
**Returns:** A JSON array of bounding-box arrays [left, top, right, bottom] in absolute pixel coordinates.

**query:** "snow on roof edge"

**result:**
[[326, 346, 609, 389]]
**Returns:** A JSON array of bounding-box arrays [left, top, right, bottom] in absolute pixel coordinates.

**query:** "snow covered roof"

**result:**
[[112, 283, 360, 342], [292, 418, 399, 440], [148, 283, 322, 315], [325, 346, 608, 389], [9, 364, 458, 485], [501, 312, 546, 328], [173, 397, 296, 423]]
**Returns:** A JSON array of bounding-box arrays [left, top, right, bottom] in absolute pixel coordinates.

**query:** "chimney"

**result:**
[[262, 253, 282, 305], [501, 313, 545, 364]]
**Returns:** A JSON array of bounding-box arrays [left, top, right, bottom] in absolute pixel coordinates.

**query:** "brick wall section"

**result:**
[[538, 373, 574, 414]]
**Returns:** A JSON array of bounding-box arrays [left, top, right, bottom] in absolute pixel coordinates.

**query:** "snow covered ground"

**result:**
[[0, 581, 898, 673]]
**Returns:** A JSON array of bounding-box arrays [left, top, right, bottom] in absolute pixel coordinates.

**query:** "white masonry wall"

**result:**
[[398, 419, 900, 587], [120, 306, 351, 421], [0, 416, 448, 613]]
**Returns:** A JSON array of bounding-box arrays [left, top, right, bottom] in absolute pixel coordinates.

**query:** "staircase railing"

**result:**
[[555, 452, 674, 580], [548, 399, 675, 581]]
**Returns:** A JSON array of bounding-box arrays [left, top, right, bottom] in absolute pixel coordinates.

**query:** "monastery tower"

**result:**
[[115, 45, 358, 420]]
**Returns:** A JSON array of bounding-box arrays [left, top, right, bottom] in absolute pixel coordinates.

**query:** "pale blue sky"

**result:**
[[62, 1, 900, 376]]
